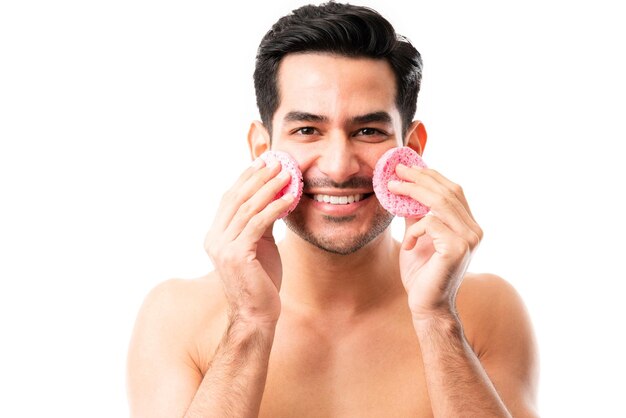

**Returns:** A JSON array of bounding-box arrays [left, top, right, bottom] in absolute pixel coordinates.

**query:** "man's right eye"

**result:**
[[294, 127, 317, 135]]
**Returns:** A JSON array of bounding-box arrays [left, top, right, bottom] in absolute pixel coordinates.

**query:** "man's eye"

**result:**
[[295, 127, 317, 135], [358, 128, 382, 136], [357, 128, 385, 136]]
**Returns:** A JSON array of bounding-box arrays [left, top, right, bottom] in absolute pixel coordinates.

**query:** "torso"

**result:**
[[259, 297, 432, 417], [189, 272, 486, 418]]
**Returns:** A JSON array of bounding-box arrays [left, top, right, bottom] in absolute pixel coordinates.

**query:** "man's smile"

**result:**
[[307, 192, 375, 205]]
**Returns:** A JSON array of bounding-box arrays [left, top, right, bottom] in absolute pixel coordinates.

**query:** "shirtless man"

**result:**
[[127, 3, 539, 417]]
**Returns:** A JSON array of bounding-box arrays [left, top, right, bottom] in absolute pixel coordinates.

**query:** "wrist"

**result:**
[[412, 309, 462, 335], [228, 311, 278, 340]]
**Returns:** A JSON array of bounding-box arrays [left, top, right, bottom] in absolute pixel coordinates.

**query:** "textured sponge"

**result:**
[[259, 150, 303, 218], [373, 147, 430, 218]]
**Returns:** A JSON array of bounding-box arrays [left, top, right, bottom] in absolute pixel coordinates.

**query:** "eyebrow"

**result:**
[[283, 111, 393, 125], [352, 111, 392, 125], [284, 111, 328, 123]]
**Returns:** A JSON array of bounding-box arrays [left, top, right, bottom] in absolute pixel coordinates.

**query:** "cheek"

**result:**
[[271, 144, 318, 172]]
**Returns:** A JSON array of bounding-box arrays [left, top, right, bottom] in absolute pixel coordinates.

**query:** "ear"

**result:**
[[247, 120, 271, 160], [404, 120, 427, 156]]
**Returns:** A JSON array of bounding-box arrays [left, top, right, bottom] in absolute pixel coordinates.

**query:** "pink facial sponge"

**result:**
[[259, 150, 303, 218], [373, 147, 430, 218]]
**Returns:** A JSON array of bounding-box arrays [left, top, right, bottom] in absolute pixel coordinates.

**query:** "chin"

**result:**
[[283, 207, 394, 255]]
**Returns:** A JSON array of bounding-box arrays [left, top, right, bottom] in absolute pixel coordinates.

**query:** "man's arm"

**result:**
[[126, 278, 278, 418], [413, 275, 539, 418], [128, 157, 293, 417], [388, 164, 539, 416], [184, 318, 276, 417]]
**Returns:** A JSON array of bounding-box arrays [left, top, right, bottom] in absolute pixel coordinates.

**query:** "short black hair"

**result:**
[[253, 1, 423, 140]]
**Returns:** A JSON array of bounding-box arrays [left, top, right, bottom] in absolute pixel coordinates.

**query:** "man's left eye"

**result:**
[[358, 128, 379, 135]]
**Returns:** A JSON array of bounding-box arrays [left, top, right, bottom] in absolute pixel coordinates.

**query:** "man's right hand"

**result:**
[[204, 156, 294, 329]]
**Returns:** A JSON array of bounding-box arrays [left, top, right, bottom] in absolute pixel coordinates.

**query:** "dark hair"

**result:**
[[253, 1, 423, 139]]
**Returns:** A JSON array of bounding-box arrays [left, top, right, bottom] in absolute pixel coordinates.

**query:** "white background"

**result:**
[[1, 0, 624, 416]]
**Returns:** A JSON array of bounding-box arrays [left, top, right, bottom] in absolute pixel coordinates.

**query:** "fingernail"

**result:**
[[268, 159, 280, 169], [396, 163, 407, 170], [281, 192, 294, 201], [278, 169, 291, 180], [251, 157, 264, 169]]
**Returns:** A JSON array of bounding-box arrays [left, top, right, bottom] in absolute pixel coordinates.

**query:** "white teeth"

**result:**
[[312, 194, 365, 204]]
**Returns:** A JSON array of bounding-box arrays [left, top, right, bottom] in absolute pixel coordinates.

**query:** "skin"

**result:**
[[127, 53, 540, 417]]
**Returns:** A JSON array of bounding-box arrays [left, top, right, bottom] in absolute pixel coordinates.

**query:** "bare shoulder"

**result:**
[[456, 272, 535, 354], [127, 272, 229, 417], [136, 273, 227, 327], [457, 272, 528, 320], [135, 272, 228, 358], [128, 272, 229, 379], [456, 272, 540, 416]]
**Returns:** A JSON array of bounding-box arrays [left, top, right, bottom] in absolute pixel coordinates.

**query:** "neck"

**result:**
[[278, 228, 404, 319]]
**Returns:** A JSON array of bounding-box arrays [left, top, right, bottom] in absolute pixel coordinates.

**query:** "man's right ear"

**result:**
[[247, 120, 271, 160]]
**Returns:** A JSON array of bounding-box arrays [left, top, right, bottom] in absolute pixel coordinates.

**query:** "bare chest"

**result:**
[[258, 315, 433, 418]]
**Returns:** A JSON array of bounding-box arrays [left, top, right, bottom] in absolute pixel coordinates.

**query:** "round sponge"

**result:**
[[259, 150, 303, 218], [373, 147, 430, 218]]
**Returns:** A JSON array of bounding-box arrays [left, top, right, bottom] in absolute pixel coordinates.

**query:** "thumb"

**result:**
[[262, 221, 277, 242], [404, 216, 423, 230]]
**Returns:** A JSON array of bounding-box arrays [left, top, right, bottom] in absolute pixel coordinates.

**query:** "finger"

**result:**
[[413, 167, 476, 220], [212, 158, 283, 233], [402, 215, 450, 251], [395, 164, 470, 221], [404, 214, 424, 230], [237, 193, 295, 244], [224, 168, 292, 240], [403, 215, 469, 258], [402, 217, 429, 251], [392, 164, 482, 240], [389, 178, 474, 242]]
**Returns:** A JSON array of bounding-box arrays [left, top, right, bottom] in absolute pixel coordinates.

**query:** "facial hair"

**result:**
[[282, 176, 394, 255]]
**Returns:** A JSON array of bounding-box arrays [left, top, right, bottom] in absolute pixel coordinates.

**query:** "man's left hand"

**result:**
[[387, 164, 483, 322]]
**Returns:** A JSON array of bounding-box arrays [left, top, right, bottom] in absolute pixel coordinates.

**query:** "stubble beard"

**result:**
[[283, 204, 394, 255]]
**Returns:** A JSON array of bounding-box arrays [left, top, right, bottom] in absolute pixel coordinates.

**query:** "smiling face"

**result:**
[[252, 53, 419, 254]]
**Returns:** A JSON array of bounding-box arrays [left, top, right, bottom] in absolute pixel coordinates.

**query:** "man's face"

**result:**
[[270, 52, 405, 255]]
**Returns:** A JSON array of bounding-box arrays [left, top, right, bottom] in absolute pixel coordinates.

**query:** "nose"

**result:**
[[316, 132, 360, 183]]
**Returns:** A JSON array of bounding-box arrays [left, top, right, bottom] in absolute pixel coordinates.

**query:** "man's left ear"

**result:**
[[404, 120, 428, 155], [247, 120, 271, 160]]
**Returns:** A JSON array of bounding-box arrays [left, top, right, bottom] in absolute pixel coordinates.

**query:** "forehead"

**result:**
[[274, 53, 399, 124]]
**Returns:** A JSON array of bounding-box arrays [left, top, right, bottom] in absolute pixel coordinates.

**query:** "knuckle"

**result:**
[[468, 233, 480, 249], [204, 233, 218, 255], [248, 212, 265, 229], [445, 188, 456, 202], [221, 189, 233, 202], [204, 238, 213, 254], [435, 193, 449, 207], [212, 241, 240, 265], [258, 166, 275, 181], [451, 182, 463, 196], [457, 240, 471, 255], [238, 201, 254, 219], [221, 247, 241, 266], [205, 242, 219, 261], [476, 226, 484, 241], [208, 239, 225, 258], [207, 238, 231, 263]]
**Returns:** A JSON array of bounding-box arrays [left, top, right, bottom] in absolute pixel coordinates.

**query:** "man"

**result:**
[[127, 2, 539, 417]]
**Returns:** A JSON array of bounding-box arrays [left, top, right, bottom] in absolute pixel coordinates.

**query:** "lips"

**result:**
[[306, 192, 375, 205]]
